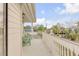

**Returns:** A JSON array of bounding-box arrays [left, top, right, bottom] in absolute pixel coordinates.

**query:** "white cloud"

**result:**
[[34, 18, 46, 26], [34, 18, 54, 28], [46, 20, 53, 28], [60, 3, 79, 14], [47, 24, 52, 29], [64, 3, 79, 14], [24, 18, 53, 27], [24, 18, 47, 27]]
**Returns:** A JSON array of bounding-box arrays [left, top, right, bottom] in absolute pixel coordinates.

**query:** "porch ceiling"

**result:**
[[21, 3, 36, 23]]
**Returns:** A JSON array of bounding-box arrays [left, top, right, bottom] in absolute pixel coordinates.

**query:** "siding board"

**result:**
[[8, 3, 22, 56]]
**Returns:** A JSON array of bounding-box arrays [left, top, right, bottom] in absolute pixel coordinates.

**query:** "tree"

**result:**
[[51, 22, 79, 41], [52, 24, 61, 35], [37, 25, 46, 32], [36, 25, 46, 38]]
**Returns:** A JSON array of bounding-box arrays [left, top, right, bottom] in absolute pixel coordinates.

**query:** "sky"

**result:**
[[34, 3, 79, 28]]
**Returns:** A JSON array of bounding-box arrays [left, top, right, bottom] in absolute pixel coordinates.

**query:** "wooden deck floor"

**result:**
[[22, 38, 52, 56]]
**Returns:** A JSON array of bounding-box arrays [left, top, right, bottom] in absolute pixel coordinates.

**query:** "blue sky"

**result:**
[[34, 3, 79, 28]]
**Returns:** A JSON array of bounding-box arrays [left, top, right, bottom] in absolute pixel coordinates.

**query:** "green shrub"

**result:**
[[76, 33, 79, 41], [22, 33, 32, 47], [68, 31, 77, 41]]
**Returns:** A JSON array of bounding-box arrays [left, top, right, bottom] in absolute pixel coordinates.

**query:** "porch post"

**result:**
[[31, 21, 33, 32]]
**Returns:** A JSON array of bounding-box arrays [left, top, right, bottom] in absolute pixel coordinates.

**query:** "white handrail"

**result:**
[[42, 33, 79, 56]]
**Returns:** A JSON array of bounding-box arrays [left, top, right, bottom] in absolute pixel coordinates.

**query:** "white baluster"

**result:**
[[61, 46, 63, 56], [67, 49, 69, 56]]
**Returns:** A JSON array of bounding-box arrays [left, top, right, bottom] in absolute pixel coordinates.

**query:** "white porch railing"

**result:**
[[42, 33, 79, 56]]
